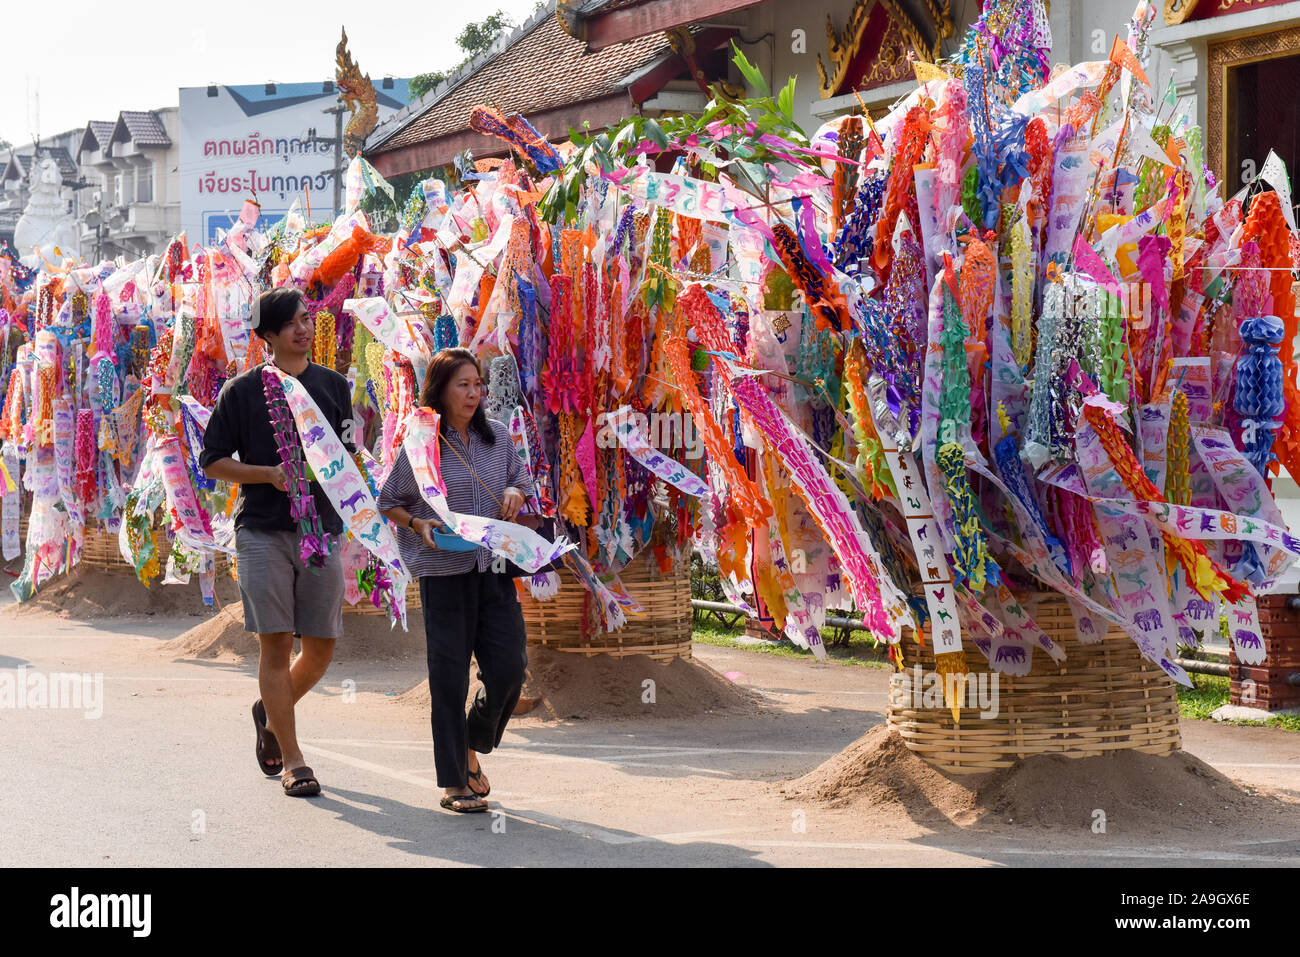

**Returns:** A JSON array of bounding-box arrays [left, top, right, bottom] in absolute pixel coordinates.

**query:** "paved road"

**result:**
[[1, 611, 1298, 867]]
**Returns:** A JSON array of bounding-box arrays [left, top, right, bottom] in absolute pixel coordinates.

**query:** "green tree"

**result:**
[[408, 71, 448, 102], [408, 10, 514, 103], [456, 10, 513, 57]]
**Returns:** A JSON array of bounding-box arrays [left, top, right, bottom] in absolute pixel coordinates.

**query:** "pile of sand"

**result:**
[[783, 726, 1294, 832], [160, 604, 429, 661], [782, 726, 980, 824], [395, 645, 759, 721], [4, 567, 240, 619], [976, 748, 1267, 832]]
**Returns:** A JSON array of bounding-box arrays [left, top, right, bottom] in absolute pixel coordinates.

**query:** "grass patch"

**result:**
[[1177, 672, 1300, 731], [1178, 672, 1228, 721], [691, 620, 891, 669]]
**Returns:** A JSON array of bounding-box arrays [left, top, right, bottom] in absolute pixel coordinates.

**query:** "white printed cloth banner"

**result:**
[[272, 368, 410, 628], [290, 210, 369, 284], [1071, 420, 1190, 684], [343, 297, 433, 370], [1, 441, 20, 560], [155, 434, 230, 568], [401, 408, 576, 575], [603, 405, 709, 497], [872, 415, 960, 651]]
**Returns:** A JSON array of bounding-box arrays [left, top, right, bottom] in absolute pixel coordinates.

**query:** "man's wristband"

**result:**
[[408, 515, 416, 529]]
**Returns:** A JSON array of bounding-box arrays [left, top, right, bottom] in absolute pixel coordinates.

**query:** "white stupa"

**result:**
[[13, 154, 80, 267]]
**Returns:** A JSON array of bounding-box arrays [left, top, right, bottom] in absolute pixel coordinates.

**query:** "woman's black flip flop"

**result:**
[[467, 766, 490, 797], [440, 792, 488, 813]]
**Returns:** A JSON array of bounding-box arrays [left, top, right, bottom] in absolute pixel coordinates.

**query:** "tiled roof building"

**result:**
[[365, 1, 739, 176]]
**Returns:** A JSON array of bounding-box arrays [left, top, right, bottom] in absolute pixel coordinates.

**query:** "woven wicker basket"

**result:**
[[519, 549, 693, 661], [68, 522, 409, 610], [79, 525, 238, 576], [78, 525, 168, 570], [886, 595, 1181, 773], [344, 580, 422, 615]]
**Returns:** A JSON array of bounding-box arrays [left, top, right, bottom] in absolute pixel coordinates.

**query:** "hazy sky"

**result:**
[[1, 0, 546, 148]]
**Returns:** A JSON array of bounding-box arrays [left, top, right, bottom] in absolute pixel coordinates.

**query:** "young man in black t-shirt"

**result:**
[[200, 288, 355, 797]]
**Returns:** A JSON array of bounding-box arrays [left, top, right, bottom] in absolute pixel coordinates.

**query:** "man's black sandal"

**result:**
[[252, 699, 283, 777]]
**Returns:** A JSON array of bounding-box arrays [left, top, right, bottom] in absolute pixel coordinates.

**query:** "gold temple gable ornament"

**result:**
[[336, 28, 379, 158], [913, 60, 950, 84], [1163, 0, 1201, 25], [817, 0, 955, 99]]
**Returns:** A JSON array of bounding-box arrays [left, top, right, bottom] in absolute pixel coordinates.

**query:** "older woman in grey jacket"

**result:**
[[378, 347, 538, 814]]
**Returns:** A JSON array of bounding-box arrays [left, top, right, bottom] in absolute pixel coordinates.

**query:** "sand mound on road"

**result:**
[[782, 726, 1296, 832], [4, 567, 240, 619], [395, 645, 759, 721], [782, 726, 979, 823], [160, 604, 429, 661]]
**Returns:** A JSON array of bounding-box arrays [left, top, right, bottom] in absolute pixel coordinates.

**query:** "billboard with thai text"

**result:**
[[179, 79, 409, 243]]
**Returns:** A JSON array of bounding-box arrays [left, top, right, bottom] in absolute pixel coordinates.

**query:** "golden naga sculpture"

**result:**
[[336, 27, 379, 157], [817, 0, 954, 99], [555, 0, 583, 40]]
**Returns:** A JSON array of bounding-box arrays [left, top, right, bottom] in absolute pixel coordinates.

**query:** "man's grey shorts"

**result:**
[[234, 528, 344, 638]]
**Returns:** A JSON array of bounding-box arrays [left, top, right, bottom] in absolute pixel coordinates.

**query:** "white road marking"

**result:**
[[300, 743, 437, 789], [305, 738, 837, 756]]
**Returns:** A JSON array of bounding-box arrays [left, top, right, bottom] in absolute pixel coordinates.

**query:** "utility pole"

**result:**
[[308, 101, 347, 218]]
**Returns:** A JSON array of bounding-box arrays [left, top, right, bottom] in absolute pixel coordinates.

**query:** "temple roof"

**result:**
[[366, 3, 675, 157]]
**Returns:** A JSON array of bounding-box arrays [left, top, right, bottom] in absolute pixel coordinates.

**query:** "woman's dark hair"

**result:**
[[420, 347, 496, 445], [251, 288, 303, 341]]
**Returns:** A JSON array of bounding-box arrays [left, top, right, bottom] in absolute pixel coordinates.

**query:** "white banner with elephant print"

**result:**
[[1037, 460, 1275, 669], [870, 413, 960, 651], [953, 586, 1003, 662], [1220, 594, 1267, 666], [506, 406, 545, 516], [1073, 418, 1191, 685], [271, 367, 410, 629], [602, 405, 709, 498], [967, 453, 1126, 631], [11, 444, 64, 602], [344, 297, 433, 371], [992, 584, 1066, 676], [1, 442, 19, 561], [1138, 402, 1171, 490], [1192, 425, 1293, 586], [156, 432, 229, 561], [401, 407, 576, 575], [1033, 489, 1277, 667], [1038, 458, 1182, 672]]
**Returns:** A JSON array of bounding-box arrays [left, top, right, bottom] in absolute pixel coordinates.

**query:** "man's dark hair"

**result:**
[[419, 347, 496, 445], [251, 288, 304, 341]]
